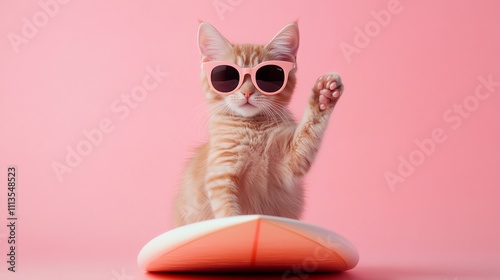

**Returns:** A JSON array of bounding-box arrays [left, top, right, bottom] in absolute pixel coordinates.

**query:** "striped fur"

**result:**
[[172, 23, 342, 227]]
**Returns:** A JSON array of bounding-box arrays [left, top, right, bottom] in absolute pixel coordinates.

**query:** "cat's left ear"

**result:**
[[198, 22, 233, 62], [264, 23, 300, 62]]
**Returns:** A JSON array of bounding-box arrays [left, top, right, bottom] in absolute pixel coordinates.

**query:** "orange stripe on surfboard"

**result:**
[[250, 218, 261, 268]]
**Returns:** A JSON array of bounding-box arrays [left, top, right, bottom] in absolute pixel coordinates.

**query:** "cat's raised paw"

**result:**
[[313, 73, 343, 111]]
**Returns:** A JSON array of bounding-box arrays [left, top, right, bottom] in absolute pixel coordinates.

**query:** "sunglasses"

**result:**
[[202, 60, 296, 95]]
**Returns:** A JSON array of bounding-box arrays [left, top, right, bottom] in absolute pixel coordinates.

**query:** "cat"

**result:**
[[172, 22, 344, 227]]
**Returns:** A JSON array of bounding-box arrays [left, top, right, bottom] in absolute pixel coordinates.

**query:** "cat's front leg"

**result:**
[[288, 73, 344, 176], [205, 163, 241, 218]]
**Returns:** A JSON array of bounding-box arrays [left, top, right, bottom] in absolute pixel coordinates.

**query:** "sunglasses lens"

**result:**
[[210, 65, 239, 93], [256, 65, 285, 93]]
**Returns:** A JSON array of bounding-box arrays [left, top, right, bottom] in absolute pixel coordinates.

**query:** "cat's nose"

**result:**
[[241, 84, 255, 99], [243, 90, 254, 99], [241, 76, 255, 99]]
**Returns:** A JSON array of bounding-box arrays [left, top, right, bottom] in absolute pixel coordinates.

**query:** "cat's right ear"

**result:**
[[198, 22, 232, 62]]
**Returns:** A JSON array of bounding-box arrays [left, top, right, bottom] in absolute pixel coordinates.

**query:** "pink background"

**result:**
[[1, 0, 499, 279]]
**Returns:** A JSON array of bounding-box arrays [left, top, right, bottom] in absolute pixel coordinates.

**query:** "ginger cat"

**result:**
[[172, 22, 344, 227]]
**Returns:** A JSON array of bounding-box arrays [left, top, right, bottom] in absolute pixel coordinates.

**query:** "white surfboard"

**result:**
[[137, 215, 358, 273]]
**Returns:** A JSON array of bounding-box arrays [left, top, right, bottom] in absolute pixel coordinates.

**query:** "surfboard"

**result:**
[[137, 215, 358, 273]]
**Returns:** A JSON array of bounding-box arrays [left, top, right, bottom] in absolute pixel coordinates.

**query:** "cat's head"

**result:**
[[198, 22, 299, 118]]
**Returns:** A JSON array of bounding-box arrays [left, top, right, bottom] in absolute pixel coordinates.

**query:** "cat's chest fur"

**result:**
[[209, 122, 294, 209], [212, 123, 274, 166]]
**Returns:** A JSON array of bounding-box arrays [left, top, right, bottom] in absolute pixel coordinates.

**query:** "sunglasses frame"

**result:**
[[201, 60, 296, 95]]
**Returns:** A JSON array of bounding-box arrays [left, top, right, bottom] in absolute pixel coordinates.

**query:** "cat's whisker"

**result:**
[[262, 99, 293, 127], [268, 107, 280, 124], [260, 105, 278, 124], [188, 102, 212, 136], [208, 106, 225, 127], [257, 98, 279, 122], [210, 103, 231, 128], [254, 96, 278, 124], [199, 102, 230, 135], [191, 101, 219, 127], [272, 102, 296, 126], [190, 102, 225, 137], [262, 103, 280, 125], [269, 105, 288, 126]]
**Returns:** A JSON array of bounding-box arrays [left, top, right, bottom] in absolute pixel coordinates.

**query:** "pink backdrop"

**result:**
[[1, 0, 499, 279]]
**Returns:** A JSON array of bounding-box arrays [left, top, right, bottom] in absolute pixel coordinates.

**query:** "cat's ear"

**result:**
[[198, 22, 233, 62], [265, 23, 300, 61]]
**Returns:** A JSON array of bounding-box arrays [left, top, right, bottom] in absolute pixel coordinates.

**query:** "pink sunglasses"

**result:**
[[202, 60, 296, 95]]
